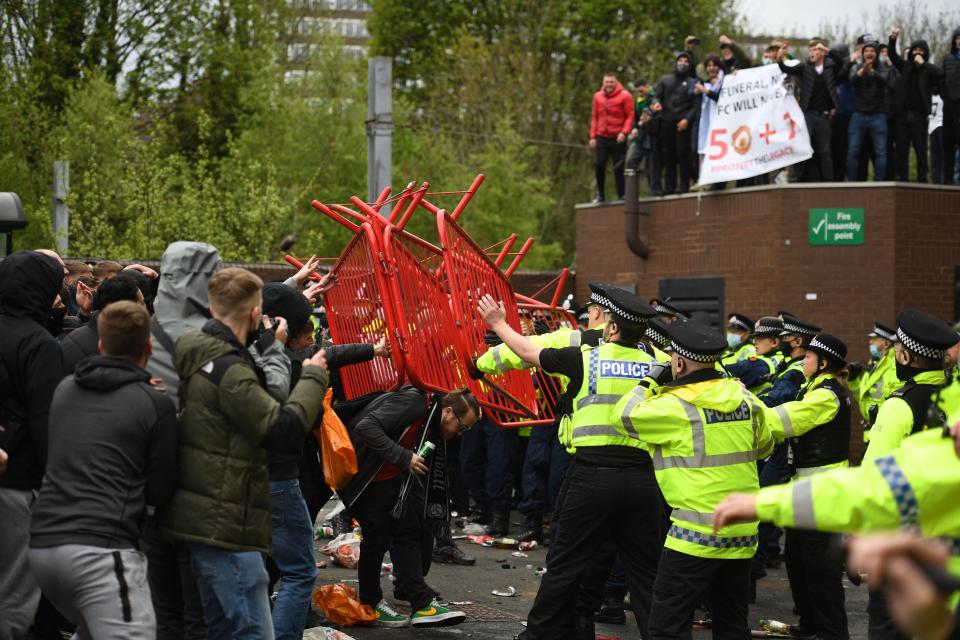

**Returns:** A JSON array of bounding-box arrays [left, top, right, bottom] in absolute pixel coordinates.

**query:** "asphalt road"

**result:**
[[309, 508, 869, 640]]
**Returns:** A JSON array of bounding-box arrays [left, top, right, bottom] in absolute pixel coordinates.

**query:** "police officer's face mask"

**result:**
[[869, 344, 883, 359], [726, 332, 742, 349]]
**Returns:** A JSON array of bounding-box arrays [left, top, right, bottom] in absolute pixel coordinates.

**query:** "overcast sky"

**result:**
[[738, 0, 959, 37]]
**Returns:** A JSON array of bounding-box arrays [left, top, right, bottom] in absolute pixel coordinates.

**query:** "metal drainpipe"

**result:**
[[623, 168, 649, 259]]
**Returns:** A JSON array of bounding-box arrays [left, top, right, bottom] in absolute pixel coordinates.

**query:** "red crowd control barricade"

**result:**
[[515, 301, 578, 426], [382, 224, 470, 394], [436, 211, 540, 426], [322, 222, 404, 399]]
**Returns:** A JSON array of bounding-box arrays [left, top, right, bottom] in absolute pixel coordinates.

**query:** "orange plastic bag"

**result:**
[[314, 389, 358, 490], [312, 583, 375, 627]]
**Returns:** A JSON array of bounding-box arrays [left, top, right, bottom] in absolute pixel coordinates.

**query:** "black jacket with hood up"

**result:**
[[30, 356, 178, 549], [888, 36, 942, 113], [654, 51, 700, 124], [942, 27, 960, 102], [0, 251, 65, 490]]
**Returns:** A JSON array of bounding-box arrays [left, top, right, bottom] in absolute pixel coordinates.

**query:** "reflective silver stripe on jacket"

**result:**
[[491, 344, 531, 373], [672, 508, 714, 525], [667, 524, 758, 548], [791, 479, 817, 528], [795, 466, 833, 478], [569, 330, 582, 347], [652, 396, 759, 471], [570, 424, 638, 440], [774, 404, 794, 437], [874, 455, 919, 525], [576, 394, 624, 410]]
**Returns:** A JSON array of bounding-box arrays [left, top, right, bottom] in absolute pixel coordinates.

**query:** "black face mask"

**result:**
[[779, 342, 794, 358], [895, 361, 926, 382], [47, 307, 67, 337]]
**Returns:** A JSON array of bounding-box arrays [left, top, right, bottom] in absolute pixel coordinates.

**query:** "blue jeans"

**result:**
[[460, 418, 518, 511], [847, 112, 887, 181], [269, 479, 318, 640], [188, 543, 274, 640]]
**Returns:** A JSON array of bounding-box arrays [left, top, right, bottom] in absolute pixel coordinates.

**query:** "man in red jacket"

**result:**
[[590, 74, 634, 203]]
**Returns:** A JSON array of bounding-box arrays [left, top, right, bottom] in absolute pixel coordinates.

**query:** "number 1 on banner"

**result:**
[[783, 113, 796, 140], [708, 128, 728, 160]]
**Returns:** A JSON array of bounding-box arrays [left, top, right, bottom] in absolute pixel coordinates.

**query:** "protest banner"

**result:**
[[698, 64, 812, 185]]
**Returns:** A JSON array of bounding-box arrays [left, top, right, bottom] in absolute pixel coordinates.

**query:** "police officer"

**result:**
[[473, 283, 613, 543], [761, 333, 852, 640], [848, 322, 902, 438], [721, 313, 756, 365], [764, 314, 820, 406], [615, 319, 774, 640], [478, 288, 661, 640], [714, 428, 960, 630], [643, 317, 673, 362], [864, 310, 959, 462], [650, 298, 687, 323], [725, 316, 784, 395], [855, 313, 958, 640]]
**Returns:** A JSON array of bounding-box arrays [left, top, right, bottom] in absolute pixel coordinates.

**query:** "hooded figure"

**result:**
[[0, 251, 65, 640], [653, 50, 700, 195], [942, 27, 960, 184], [146, 241, 223, 407], [888, 31, 944, 182], [945, 27, 960, 101], [0, 251, 65, 488]]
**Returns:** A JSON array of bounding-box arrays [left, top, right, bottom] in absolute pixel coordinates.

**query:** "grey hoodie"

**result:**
[[146, 241, 223, 406]]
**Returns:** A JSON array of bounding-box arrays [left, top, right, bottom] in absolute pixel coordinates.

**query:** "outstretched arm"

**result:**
[[477, 294, 542, 366]]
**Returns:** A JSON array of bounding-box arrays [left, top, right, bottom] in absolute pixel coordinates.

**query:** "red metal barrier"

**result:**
[[382, 225, 469, 394], [323, 222, 404, 398], [436, 211, 539, 426], [515, 302, 578, 426]]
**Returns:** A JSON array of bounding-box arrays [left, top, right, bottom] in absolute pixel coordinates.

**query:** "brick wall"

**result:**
[[576, 183, 960, 364]]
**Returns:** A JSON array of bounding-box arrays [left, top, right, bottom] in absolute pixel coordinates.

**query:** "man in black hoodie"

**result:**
[[0, 250, 64, 639], [28, 301, 177, 639], [941, 27, 960, 184], [339, 387, 479, 628], [888, 28, 943, 182], [653, 40, 699, 195]]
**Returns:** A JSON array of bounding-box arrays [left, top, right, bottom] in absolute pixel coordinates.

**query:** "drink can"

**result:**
[[417, 441, 436, 457]]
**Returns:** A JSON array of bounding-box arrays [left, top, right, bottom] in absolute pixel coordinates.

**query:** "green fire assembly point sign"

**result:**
[[809, 208, 864, 245]]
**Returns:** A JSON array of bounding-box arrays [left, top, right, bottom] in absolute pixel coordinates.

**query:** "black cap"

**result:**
[[781, 314, 821, 337], [645, 318, 672, 351], [262, 282, 311, 342], [667, 319, 727, 363], [651, 298, 688, 319], [856, 33, 875, 45], [895, 309, 959, 359], [862, 39, 880, 54], [587, 283, 613, 309], [753, 316, 785, 337], [807, 333, 847, 365], [868, 322, 897, 342], [727, 313, 754, 332], [605, 287, 656, 324]]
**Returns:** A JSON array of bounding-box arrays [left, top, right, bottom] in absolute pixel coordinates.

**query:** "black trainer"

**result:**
[[432, 543, 476, 566]]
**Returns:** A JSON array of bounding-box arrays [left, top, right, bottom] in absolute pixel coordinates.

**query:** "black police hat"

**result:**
[[651, 298, 688, 319], [727, 313, 754, 332], [807, 333, 847, 365], [645, 318, 672, 351], [753, 316, 785, 337], [587, 283, 613, 310], [605, 287, 656, 325], [895, 309, 959, 359], [781, 314, 821, 337], [868, 322, 897, 342], [666, 319, 727, 363]]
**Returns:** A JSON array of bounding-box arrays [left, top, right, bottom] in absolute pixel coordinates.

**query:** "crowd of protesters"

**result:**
[[590, 27, 960, 200]]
